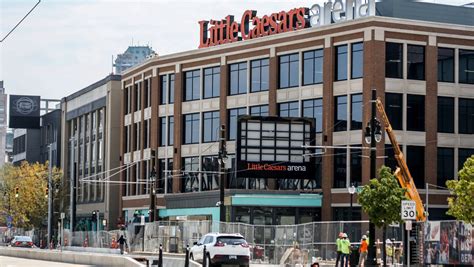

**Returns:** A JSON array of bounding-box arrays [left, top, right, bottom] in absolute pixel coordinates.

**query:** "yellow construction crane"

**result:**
[[376, 98, 426, 222]]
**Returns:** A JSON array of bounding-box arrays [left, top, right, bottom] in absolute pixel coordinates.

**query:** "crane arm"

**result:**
[[376, 98, 426, 221]]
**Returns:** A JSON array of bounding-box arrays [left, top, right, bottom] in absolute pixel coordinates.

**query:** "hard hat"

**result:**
[[342, 233, 348, 238], [362, 235, 367, 239]]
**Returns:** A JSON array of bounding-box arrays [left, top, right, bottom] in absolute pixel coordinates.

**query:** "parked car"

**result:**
[[190, 233, 250, 267], [9, 236, 34, 248]]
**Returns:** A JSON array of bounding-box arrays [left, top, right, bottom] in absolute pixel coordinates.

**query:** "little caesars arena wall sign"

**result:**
[[198, 0, 375, 48]]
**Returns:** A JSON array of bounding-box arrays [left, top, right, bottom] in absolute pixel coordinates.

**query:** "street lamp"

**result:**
[[348, 184, 356, 221], [218, 125, 228, 222], [364, 88, 383, 266]]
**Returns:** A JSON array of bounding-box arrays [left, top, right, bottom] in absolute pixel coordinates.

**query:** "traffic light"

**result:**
[[45, 187, 49, 198], [15, 187, 19, 198], [92, 211, 97, 222]]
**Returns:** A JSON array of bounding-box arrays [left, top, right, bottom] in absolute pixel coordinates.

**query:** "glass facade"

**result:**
[[303, 49, 323, 85], [385, 93, 403, 130], [437, 96, 454, 133], [230, 62, 248, 95], [334, 95, 347, 132], [335, 45, 348, 81], [160, 75, 167, 105], [407, 94, 425, 131], [183, 157, 199, 192], [407, 45, 425, 80], [437, 147, 454, 187], [169, 74, 175, 103], [302, 98, 323, 133], [250, 105, 269, 116], [407, 146, 425, 188], [228, 108, 247, 140], [159, 117, 166, 146], [438, 48, 454, 83], [386, 42, 403, 78], [459, 148, 474, 171], [168, 116, 174, 146], [459, 49, 474, 84], [350, 147, 362, 185], [203, 67, 220, 99], [251, 58, 269, 92], [184, 113, 200, 144], [279, 53, 299, 88], [333, 148, 346, 188], [184, 70, 200, 101], [350, 94, 363, 130], [459, 98, 474, 134], [202, 111, 220, 142], [279, 101, 299, 117], [201, 156, 219, 191], [351, 42, 364, 79]]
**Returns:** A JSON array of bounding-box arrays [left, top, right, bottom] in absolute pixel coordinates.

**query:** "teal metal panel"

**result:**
[[159, 207, 220, 221], [231, 194, 322, 207]]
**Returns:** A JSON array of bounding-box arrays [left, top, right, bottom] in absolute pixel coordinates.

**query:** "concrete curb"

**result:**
[[0, 247, 145, 267]]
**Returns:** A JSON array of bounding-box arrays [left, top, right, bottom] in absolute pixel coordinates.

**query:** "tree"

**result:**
[[0, 161, 62, 230], [446, 155, 474, 224], [358, 166, 407, 267]]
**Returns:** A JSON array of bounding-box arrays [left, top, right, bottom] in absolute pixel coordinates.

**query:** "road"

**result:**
[[0, 256, 94, 267]]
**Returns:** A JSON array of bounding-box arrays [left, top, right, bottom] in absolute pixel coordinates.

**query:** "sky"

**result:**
[[0, 0, 471, 100]]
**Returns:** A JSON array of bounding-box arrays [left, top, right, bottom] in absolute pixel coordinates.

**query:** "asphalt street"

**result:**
[[0, 256, 94, 267]]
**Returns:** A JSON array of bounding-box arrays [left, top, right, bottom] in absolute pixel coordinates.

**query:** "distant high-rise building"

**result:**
[[114, 46, 156, 74], [0, 81, 7, 167], [5, 129, 13, 163]]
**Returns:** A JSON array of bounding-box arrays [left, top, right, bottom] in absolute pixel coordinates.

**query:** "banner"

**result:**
[[9, 95, 40, 128]]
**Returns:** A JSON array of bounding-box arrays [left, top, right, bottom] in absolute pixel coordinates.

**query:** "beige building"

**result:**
[[61, 74, 122, 230]]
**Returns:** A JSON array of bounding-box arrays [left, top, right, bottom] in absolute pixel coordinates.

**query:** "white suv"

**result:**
[[190, 233, 250, 267]]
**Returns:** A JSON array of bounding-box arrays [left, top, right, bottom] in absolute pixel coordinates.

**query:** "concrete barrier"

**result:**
[[131, 252, 200, 267], [0, 247, 145, 267]]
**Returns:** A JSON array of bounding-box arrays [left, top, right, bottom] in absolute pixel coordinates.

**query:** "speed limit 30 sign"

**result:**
[[401, 200, 416, 220]]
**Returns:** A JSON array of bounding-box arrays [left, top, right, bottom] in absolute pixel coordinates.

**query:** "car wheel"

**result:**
[[205, 254, 212, 267]]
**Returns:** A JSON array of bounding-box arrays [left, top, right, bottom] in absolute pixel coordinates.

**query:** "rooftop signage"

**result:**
[[198, 0, 375, 48]]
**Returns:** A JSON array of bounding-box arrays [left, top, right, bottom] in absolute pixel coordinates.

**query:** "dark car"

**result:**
[[10, 236, 34, 248]]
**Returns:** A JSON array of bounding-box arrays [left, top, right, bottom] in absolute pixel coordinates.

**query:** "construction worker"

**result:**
[[340, 233, 351, 267], [359, 235, 368, 267], [335, 232, 343, 267]]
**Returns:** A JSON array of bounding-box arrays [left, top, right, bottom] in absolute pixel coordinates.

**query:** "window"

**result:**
[[125, 87, 131, 114], [135, 122, 140, 150], [182, 157, 199, 192], [407, 94, 425, 131], [459, 98, 474, 134], [202, 156, 219, 191], [303, 49, 323, 85], [437, 97, 454, 133], [334, 95, 347, 132], [144, 79, 151, 108], [203, 111, 220, 142], [335, 45, 348, 81], [184, 113, 200, 144], [279, 53, 299, 88], [386, 42, 403, 78], [159, 117, 166, 146], [385, 93, 403, 130], [351, 147, 362, 185], [184, 70, 200, 101], [459, 49, 474, 84], [250, 105, 269, 116], [160, 75, 167, 105], [228, 108, 247, 140], [203, 67, 220, 99], [302, 98, 323, 133], [333, 148, 346, 188], [279, 101, 299, 117], [251, 58, 269, 92], [407, 45, 425, 80], [407, 146, 425, 188], [351, 42, 364, 79], [437, 147, 454, 187], [459, 148, 474, 171], [168, 116, 174, 146], [169, 74, 175, 103], [134, 82, 141, 111], [144, 119, 150, 148], [351, 94, 363, 130], [438, 48, 454, 83], [384, 144, 399, 172], [230, 62, 247, 95]]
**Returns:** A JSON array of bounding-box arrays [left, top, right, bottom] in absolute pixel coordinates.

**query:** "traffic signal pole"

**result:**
[[47, 144, 53, 247]]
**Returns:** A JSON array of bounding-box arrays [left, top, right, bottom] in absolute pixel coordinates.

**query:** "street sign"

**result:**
[[7, 216, 12, 229], [405, 220, 412, 231], [140, 215, 145, 226], [401, 200, 416, 220], [60, 212, 65, 219]]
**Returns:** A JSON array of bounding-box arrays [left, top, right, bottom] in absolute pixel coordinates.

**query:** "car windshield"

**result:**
[[14, 236, 32, 242], [217, 236, 246, 245]]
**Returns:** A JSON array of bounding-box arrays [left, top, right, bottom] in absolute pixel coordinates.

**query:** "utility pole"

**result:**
[[149, 149, 157, 222], [218, 125, 227, 222], [367, 89, 377, 266], [70, 137, 76, 232], [47, 144, 53, 247]]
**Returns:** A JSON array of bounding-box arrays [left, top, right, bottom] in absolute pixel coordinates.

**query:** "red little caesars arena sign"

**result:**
[[198, 0, 375, 48], [198, 8, 308, 48]]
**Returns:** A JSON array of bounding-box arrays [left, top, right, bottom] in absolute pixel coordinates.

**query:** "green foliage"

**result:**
[[0, 161, 62, 230], [358, 166, 408, 228], [446, 155, 474, 224]]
